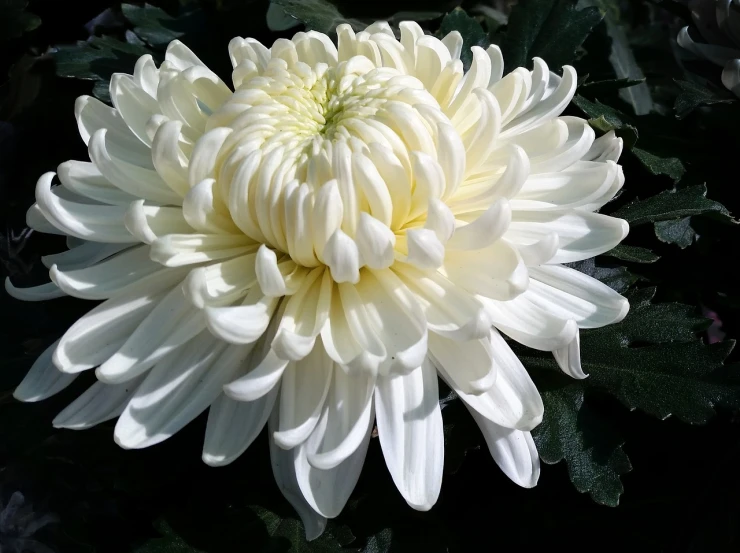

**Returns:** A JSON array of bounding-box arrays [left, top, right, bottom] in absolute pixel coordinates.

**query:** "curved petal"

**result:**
[[14, 340, 77, 402], [375, 359, 443, 511]]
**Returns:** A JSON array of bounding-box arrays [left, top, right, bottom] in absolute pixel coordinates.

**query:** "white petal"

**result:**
[[427, 333, 495, 395], [447, 199, 511, 251], [294, 413, 371, 519], [53, 376, 145, 429], [323, 229, 361, 284], [223, 349, 288, 402], [205, 288, 279, 344], [436, 329, 544, 431], [306, 365, 375, 470], [50, 245, 163, 300], [527, 265, 630, 328], [375, 359, 443, 511], [203, 387, 278, 466], [468, 407, 540, 488], [506, 209, 629, 263], [95, 285, 206, 383], [274, 342, 333, 449], [5, 279, 66, 301], [53, 269, 188, 373], [115, 335, 249, 449], [14, 340, 77, 402], [553, 330, 586, 379], [268, 410, 328, 541]]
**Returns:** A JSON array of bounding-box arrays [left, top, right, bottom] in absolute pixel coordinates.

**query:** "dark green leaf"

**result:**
[[134, 521, 205, 552], [363, 528, 393, 553], [255, 506, 350, 552], [631, 147, 685, 182], [0, 0, 40, 42], [272, 0, 365, 33], [388, 11, 444, 25], [121, 3, 197, 47], [572, 95, 638, 147], [437, 8, 489, 70], [499, 0, 603, 74], [580, 77, 646, 94], [522, 287, 740, 423], [568, 258, 638, 293], [534, 383, 631, 506], [524, 288, 740, 504], [581, 0, 653, 114], [603, 244, 660, 263], [53, 36, 153, 102], [613, 185, 733, 225], [654, 216, 696, 248], [674, 79, 736, 119]]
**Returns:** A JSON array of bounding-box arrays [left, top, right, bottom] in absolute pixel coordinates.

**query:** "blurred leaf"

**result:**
[[53, 36, 152, 102], [581, 0, 653, 114], [603, 244, 660, 263], [254, 506, 350, 552], [134, 521, 205, 552], [0, 0, 40, 42], [500, 0, 603, 73], [654, 216, 696, 248], [438, 8, 489, 70], [121, 3, 198, 47], [272, 0, 365, 33], [674, 79, 736, 119], [613, 185, 733, 225], [534, 383, 632, 506], [631, 148, 685, 182]]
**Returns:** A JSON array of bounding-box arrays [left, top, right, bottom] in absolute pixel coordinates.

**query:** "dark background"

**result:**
[[1, 1, 739, 551]]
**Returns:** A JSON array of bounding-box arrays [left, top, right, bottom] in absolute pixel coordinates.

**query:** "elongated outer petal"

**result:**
[[53, 376, 146, 429], [274, 342, 333, 449], [95, 285, 206, 383], [115, 333, 250, 449], [203, 387, 278, 466], [436, 329, 543, 431], [268, 409, 328, 541], [5, 279, 66, 301], [294, 416, 372, 519], [467, 406, 540, 488], [14, 340, 77, 402], [53, 268, 188, 373], [375, 359, 443, 511], [553, 330, 586, 379], [306, 366, 376, 470]]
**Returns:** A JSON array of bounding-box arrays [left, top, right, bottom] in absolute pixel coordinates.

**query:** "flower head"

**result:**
[[678, 0, 740, 95], [8, 21, 628, 539]]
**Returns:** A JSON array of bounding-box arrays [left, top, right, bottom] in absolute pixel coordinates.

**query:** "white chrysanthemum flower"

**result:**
[[678, 0, 740, 96], [7, 21, 629, 539]]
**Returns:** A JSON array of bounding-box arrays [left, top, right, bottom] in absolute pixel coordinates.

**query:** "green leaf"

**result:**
[[254, 507, 349, 552], [0, 0, 41, 42], [580, 77, 646, 94], [134, 521, 205, 552], [572, 95, 638, 147], [654, 216, 696, 248], [437, 8, 489, 70], [524, 288, 740, 504], [272, 0, 365, 33], [53, 36, 153, 102], [499, 0, 603, 74], [613, 185, 733, 225], [121, 3, 196, 47], [631, 147, 685, 182], [674, 79, 736, 119], [363, 529, 393, 553], [534, 383, 632, 506], [603, 244, 660, 263], [568, 258, 637, 294]]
